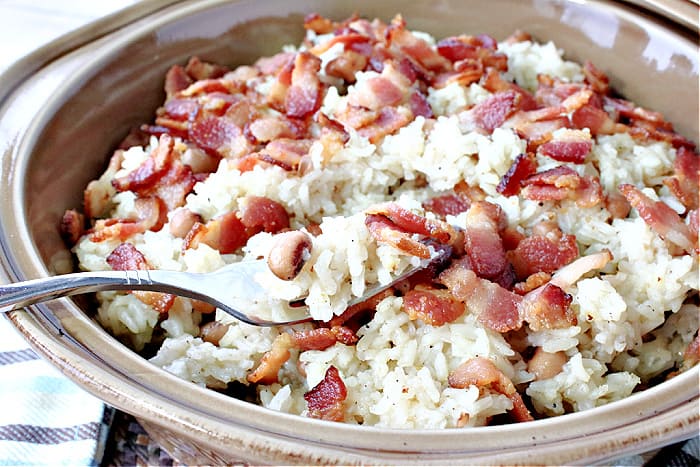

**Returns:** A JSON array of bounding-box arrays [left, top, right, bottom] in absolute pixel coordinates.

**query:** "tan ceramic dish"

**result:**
[[0, 0, 698, 464]]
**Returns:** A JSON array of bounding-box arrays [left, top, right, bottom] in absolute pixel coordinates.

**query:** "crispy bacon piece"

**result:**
[[366, 202, 457, 245], [403, 286, 465, 326], [304, 366, 347, 422], [303, 13, 336, 34], [422, 193, 470, 218], [521, 166, 602, 207], [134, 196, 168, 232], [113, 134, 174, 193], [537, 129, 592, 164], [583, 61, 609, 95], [292, 326, 358, 351], [183, 211, 248, 254], [164, 65, 193, 98], [184, 56, 229, 81], [481, 69, 538, 111], [106, 243, 175, 313], [497, 153, 538, 197], [619, 184, 697, 254], [356, 106, 413, 143], [88, 219, 146, 243], [286, 52, 323, 118], [663, 147, 699, 211], [60, 209, 85, 246], [463, 201, 514, 288], [507, 229, 579, 280], [520, 283, 575, 331], [439, 257, 523, 332], [329, 288, 395, 328], [513, 271, 551, 295], [460, 91, 520, 133], [366, 214, 430, 258], [350, 76, 405, 109], [247, 332, 294, 384], [449, 357, 534, 423], [325, 50, 369, 83], [386, 15, 450, 73], [189, 116, 243, 158]]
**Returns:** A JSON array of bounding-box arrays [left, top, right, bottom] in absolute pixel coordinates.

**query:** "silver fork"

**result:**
[[0, 255, 441, 326]]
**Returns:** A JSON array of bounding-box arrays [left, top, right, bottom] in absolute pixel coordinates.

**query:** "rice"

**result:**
[[68, 14, 698, 428]]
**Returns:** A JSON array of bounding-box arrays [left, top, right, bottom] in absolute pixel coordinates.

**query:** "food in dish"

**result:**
[[62, 14, 698, 427]]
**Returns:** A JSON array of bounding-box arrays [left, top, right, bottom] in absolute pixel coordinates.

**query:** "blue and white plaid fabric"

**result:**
[[0, 317, 108, 466]]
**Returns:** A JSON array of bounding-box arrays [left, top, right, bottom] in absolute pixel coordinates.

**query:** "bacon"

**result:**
[[409, 91, 433, 119], [619, 184, 697, 253], [365, 214, 430, 258], [325, 50, 369, 83], [681, 333, 700, 371], [164, 65, 193, 99], [583, 61, 609, 95], [255, 51, 295, 76], [239, 196, 290, 236], [366, 203, 458, 245], [356, 106, 413, 143], [154, 161, 196, 211], [403, 286, 465, 326], [329, 288, 395, 328], [113, 134, 174, 193], [423, 193, 470, 218], [521, 166, 602, 207], [88, 219, 146, 243], [386, 15, 450, 72], [508, 230, 579, 280], [59, 209, 85, 246], [439, 258, 523, 332], [513, 271, 552, 295], [663, 147, 699, 211], [520, 283, 574, 330], [247, 332, 294, 384], [460, 91, 520, 133], [549, 250, 613, 290], [481, 69, 538, 111], [537, 129, 592, 163], [497, 152, 537, 197], [184, 56, 229, 81], [351, 76, 405, 109], [106, 243, 175, 313], [292, 326, 358, 351], [189, 116, 243, 158], [163, 97, 200, 121], [448, 357, 534, 423], [304, 366, 347, 422], [463, 201, 513, 287], [303, 13, 336, 34], [134, 196, 168, 232], [183, 211, 248, 254], [286, 52, 323, 118]]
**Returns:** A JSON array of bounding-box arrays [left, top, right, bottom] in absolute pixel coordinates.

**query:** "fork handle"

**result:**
[[0, 269, 196, 313]]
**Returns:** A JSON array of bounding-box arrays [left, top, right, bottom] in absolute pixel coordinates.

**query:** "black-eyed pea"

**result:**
[[200, 321, 231, 346], [169, 208, 202, 238], [527, 347, 567, 380], [267, 231, 313, 281]]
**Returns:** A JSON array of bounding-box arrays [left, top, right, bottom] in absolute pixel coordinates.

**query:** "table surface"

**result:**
[[0, 1, 697, 466]]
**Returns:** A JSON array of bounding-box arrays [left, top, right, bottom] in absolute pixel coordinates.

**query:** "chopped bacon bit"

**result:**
[[449, 357, 534, 422], [356, 106, 413, 143], [409, 91, 433, 119], [60, 209, 85, 246], [189, 116, 241, 158], [537, 130, 592, 164], [286, 52, 323, 118], [164, 65, 193, 98], [325, 50, 369, 83], [183, 211, 248, 254], [239, 196, 290, 236], [439, 259, 523, 332], [463, 201, 513, 287], [386, 15, 450, 72], [106, 242, 148, 270], [403, 286, 465, 326], [106, 243, 175, 313], [113, 134, 174, 193], [663, 147, 699, 211], [582, 61, 609, 95], [365, 213, 430, 258], [88, 219, 145, 243], [303, 13, 335, 34], [134, 196, 168, 232], [497, 152, 538, 197], [508, 230, 579, 280], [520, 283, 574, 330], [304, 366, 347, 422], [329, 288, 395, 328], [619, 184, 697, 254], [292, 326, 358, 351], [513, 271, 552, 295], [366, 202, 457, 245], [247, 332, 294, 384], [548, 250, 613, 290], [184, 56, 229, 81], [461, 91, 520, 133], [688, 209, 699, 241], [423, 193, 471, 218], [681, 333, 700, 371], [521, 166, 602, 207]]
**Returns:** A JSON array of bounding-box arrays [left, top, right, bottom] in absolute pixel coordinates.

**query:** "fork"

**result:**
[[0, 256, 439, 326]]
